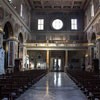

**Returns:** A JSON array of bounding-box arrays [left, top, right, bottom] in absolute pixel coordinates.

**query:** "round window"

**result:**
[[52, 19, 63, 30]]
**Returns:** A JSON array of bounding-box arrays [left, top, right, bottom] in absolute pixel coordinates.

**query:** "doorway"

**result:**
[[50, 50, 65, 72], [50, 58, 63, 72], [52, 58, 62, 71]]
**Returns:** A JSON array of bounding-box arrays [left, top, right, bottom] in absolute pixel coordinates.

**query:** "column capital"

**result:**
[[88, 43, 95, 47], [95, 36, 100, 42], [0, 27, 4, 34], [96, 38, 100, 42], [19, 43, 25, 47], [7, 37, 19, 42]]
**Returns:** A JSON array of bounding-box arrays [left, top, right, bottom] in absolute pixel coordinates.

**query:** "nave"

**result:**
[[16, 72, 87, 100]]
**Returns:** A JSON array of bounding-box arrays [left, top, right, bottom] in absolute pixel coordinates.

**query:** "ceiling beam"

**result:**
[[81, 0, 86, 9], [41, 0, 44, 8], [71, 0, 74, 9], [30, 0, 87, 11]]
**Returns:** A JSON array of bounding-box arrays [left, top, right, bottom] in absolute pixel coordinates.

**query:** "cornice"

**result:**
[[84, 8, 100, 32]]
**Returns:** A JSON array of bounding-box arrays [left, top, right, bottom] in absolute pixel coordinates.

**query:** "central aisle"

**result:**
[[16, 72, 87, 100]]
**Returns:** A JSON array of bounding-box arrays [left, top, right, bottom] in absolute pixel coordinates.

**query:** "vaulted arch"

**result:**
[[3, 21, 14, 39]]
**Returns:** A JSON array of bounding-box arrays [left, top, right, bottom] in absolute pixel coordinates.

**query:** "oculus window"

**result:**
[[71, 19, 78, 30], [38, 19, 44, 30], [52, 19, 63, 30]]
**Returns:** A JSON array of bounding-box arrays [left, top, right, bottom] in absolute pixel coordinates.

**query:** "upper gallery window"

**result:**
[[91, 1, 94, 17], [71, 19, 78, 30], [20, 4, 23, 17], [8, 0, 12, 3], [52, 19, 63, 30], [38, 19, 44, 30]]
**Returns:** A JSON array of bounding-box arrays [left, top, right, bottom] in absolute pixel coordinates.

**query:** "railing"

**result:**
[[25, 43, 88, 47]]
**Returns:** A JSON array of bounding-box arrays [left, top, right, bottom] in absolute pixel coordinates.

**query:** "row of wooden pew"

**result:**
[[0, 69, 47, 100], [67, 69, 100, 100]]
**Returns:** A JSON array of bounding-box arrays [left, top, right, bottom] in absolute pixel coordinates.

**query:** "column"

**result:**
[[64, 50, 68, 72], [0, 27, 4, 47], [88, 46, 92, 64], [88, 43, 94, 65], [0, 28, 5, 74], [23, 43, 27, 70], [96, 39, 100, 69], [7, 37, 18, 72], [46, 50, 49, 70]]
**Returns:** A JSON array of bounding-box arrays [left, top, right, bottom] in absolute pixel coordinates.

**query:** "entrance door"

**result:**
[[51, 58, 62, 71]]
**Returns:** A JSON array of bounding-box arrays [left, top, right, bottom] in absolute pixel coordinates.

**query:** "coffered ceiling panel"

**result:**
[[28, 0, 87, 11]]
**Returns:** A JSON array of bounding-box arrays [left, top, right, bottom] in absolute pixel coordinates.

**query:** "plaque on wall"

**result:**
[[0, 47, 5, 75]]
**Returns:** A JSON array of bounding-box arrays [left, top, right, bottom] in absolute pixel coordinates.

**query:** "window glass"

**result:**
[[71, 19, 78, 30], [38, 19, 44, 30], [52, 19, 63, 30], [20, 4, 23, 17], [91, 1, 94, 17]]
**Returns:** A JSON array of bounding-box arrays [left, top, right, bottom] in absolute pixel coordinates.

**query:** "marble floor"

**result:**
[[16, 72, 87, 100]]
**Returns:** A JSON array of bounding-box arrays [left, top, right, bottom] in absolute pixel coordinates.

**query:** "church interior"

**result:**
[[0, 0, 100, 100]]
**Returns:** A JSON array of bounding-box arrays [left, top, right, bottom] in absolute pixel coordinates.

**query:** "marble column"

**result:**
[[46, 50, 49, 70], [0, 28, 5, 74], [88, 46, 92, 64], [96, 39, 100, 69], [64, 50, 68, 72], [7, 37, 18, 72], [88, 43, 94, 65], [0, 27, 4, 48], [22, 43, 27, 70]]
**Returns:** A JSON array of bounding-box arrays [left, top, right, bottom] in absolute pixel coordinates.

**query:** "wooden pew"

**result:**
[[0, 69, 47, 99], [67, 69, 100, 99]]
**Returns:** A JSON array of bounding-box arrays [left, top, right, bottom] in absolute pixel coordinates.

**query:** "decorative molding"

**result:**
[[25, 43, 88, 51], [84, 8, 100, 32], [0, 27, 4, 34], [88, 43, 94, 46], [0, 27, 3, 33], [7, 36, 19, 42]]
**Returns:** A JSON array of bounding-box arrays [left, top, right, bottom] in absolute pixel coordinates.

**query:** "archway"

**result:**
[[18, 33, 23, 58], [50, 50, 65, 72], [17, 33, 24, 70], [3, 22, 14, 70], [91, 32, 96, 43]]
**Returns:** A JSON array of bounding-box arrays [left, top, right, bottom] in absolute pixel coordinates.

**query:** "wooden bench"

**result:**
[[67, 69, 100, 99], [0, 69, 47, 99]]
